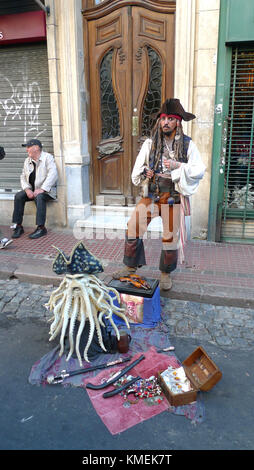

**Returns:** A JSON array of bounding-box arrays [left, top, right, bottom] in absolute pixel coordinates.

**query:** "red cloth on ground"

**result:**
[[84, 346, 180, 435]]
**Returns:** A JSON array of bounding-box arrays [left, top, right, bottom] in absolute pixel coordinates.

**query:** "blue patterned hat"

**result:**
[[52, 241, 104, 275]]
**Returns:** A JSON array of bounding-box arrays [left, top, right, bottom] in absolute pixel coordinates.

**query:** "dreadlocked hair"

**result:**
[[172, 120, 185, 162], [149, 118, 164, 170]]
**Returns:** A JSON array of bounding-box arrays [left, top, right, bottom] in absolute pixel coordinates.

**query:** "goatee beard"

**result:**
[[163, 129, 173, 137]]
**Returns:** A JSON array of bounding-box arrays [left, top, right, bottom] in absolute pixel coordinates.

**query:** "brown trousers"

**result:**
[[123, 193, 180, 273]]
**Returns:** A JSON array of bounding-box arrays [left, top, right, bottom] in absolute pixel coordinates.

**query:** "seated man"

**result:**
[[11, 139, 58, 239]]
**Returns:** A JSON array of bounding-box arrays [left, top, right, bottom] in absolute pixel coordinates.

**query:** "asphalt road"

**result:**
[[0, 314, 253, 454]]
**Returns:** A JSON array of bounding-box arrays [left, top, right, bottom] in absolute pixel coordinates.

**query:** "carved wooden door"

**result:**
[[85, 1, 175, 205]]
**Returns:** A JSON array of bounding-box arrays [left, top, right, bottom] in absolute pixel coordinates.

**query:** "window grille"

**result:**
[[222, 46, 254, 241]]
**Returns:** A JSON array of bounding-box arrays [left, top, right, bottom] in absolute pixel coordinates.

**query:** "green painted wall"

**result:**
[[226, 0, 254, 43]]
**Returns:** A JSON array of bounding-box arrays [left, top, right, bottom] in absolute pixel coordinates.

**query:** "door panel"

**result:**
[[88, 7, 130, 205], [87, 4, 175, 205]]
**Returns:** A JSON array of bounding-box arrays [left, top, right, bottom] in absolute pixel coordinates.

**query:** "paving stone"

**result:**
[[232, 338, 250, 348], [215, 335, 233, 347], [0, 277, 254, 350]]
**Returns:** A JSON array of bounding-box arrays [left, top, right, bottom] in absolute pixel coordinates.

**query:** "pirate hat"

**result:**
[[156, 98, 196, 121], [52, 241, 104, 275]]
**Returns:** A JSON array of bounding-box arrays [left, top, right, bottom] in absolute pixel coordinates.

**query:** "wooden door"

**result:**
[[84, 1, 175, 205]]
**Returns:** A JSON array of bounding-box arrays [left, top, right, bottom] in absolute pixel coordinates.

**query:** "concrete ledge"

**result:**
[[161, 281, 254, 309], [12, 259, 63, 286], [0, 261, 18, 280]]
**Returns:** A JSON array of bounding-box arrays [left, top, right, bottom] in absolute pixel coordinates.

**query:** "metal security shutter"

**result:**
[[0, 42, 53, 192], [0, 0, 43, 15], [221, 46, 254, 241]]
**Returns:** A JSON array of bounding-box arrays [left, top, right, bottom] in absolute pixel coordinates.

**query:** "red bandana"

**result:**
[[160, 113, 182, 122]]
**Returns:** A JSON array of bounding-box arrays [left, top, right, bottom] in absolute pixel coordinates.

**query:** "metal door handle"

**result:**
[[132, 116, 139, 136]]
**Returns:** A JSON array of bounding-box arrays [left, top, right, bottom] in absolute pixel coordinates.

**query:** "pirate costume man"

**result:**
[[113, 98, 205, 290]]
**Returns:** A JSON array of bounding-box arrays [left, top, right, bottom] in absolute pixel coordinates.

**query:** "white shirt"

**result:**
[[131, 138, 206, 196]]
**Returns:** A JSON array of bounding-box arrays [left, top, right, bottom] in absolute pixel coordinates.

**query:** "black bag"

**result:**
[[64, 321, 118, 360]]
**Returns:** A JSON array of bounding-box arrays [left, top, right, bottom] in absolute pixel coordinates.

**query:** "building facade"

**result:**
[[1, 0, 253, 244]]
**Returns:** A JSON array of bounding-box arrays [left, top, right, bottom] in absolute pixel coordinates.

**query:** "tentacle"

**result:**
[[80, 286, 96, 362], [107, 308, 130, 329], [66, 292, 80, 361], [46, 291, 62, 311], [86, 284, 104, 305], [88, 284, 125, 316], [88, 281, 130, 331], [49, 290, 66, 309], [49, 292, 67, 335], [49, 314, 64, 342], [89, 277, 122, 305], [87, 276, 121, 300], [46, 278, 67, 309], [104, 313, 121, 340], [91, 302, 107, 352], [59, 286, 74, 357], [95, 304, 107, 328], [75, 297, 86, 367]]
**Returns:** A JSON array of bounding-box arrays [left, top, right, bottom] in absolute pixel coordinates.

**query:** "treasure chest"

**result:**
[[108, 277, 161, 328], [158, 346, 222, 407]]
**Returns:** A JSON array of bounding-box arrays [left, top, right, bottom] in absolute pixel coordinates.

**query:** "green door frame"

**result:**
[[208, 0, 254, 241], [208, 0, 232, 241]]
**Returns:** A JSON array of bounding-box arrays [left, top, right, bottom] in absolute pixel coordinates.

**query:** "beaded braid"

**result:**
[[173, 121, 185, 162]]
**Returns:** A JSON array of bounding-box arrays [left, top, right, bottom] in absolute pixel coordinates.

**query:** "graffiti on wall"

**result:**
[[0, 74, 47, 142]]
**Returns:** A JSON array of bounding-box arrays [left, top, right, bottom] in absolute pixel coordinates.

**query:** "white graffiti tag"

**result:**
[[0, 74, 47, 141]]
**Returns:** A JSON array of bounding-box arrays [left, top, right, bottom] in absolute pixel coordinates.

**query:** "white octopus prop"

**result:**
[[46, 273, 130, 366]]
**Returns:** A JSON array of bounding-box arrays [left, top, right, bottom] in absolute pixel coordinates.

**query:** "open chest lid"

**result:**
[[182, 346, 222, 392]]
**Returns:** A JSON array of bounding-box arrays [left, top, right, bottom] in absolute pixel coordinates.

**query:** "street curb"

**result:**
[[1, 259, 254, 309]]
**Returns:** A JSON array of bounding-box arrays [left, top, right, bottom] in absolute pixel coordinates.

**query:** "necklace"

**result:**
[[164, 138, 174, 157], [161, 139, 175, 174]]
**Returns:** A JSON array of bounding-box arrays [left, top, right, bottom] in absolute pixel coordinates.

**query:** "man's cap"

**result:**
[[156, 98, 196, 122], [22, 139, 42, 148]]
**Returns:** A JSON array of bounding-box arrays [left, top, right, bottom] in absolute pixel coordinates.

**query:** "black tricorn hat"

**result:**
[[156, 98, 196, 121]]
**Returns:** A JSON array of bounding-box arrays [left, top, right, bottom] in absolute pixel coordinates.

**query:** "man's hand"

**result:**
[[33, 189, 45, 197], [163, 158, 181, 171], [25, 189, 34, 199], [145, 168, 154, 179]]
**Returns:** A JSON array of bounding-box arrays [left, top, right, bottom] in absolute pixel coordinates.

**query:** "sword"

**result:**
[[46, 356, 131, 384], [86, 354, 145, 390]]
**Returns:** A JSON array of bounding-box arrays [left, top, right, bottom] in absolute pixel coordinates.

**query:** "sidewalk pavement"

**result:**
[[1, 224, 254, 308]]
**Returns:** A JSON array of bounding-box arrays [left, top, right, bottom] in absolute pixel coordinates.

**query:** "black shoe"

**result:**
[[29, 227, 47, 239], [12, 225, 24, 239]]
